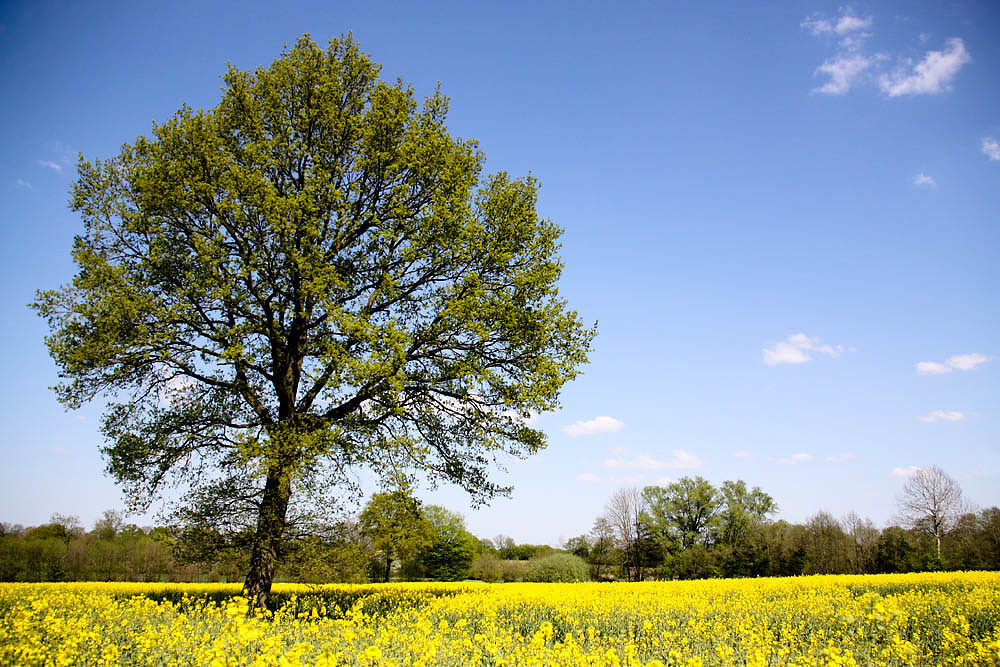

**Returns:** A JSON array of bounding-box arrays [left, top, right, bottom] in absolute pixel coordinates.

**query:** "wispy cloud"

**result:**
[[15, 179, 33, 189], [732, 450, 753, 459], [763, 333, 845, 366], [605, 449, 701, 470], [801, 11, 872, 37], [51, 447, 74, 456], [814, 54, 873, 95], [879, 38, 971, 97], [983, 137, 1000, 161], [772, 453, 813, 465], [892, 465, 924, 477], [917, 410, 966, 423], [575, 473, 600, 482], [917, 353, 989, 375], [804, 12, 970, 98], [37, 159, 63, 173], [913, 173, 936, 188], [563, 416, 623, 437], [826, 453, 857, 462]]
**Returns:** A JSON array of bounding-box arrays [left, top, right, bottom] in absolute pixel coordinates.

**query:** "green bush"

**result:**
[[523, 553, 590, 582]]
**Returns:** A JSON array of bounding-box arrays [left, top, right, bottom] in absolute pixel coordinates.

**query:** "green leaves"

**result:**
[[34, 34, 594, 601]]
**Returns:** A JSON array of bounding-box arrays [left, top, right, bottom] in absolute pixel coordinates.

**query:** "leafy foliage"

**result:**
[[32, 34, 594, 608]]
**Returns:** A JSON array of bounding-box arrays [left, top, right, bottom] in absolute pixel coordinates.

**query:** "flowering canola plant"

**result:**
[[1, 572, 999, 665]]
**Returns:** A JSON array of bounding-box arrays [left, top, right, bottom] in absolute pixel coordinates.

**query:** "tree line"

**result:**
[[569, 468, 999, 581], [4, 467, 997, 583]]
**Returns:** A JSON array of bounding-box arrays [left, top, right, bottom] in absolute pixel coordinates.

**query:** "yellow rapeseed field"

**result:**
[[1, 572, 998, 666]]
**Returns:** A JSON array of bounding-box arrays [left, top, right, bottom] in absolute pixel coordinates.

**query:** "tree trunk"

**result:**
[[243, 464, 292, 613], [384, 554, 392, 583]]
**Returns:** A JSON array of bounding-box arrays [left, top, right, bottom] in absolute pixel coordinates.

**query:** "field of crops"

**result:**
[[2, 572, 999, 666]]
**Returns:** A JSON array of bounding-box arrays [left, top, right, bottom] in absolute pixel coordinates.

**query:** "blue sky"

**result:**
[[1, 0, 997, 545]]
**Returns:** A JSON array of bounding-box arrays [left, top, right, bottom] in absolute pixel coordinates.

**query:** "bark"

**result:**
[[243, 464, 292, 612]]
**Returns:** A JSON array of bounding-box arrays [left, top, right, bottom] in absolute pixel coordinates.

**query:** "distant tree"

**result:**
[[418, 506, 477, 581], [603, 488, 645, 581], [358, 489, 432, 582], [642, 477, 720, 550], [563, 534, 592, 561], [32, 34, 594, 610], [589, 516, 617, 580], [897, 466, 966, 559], [843, 511, 880, 574], [802, 511, 850, 574], [717, 480, 776, 547]]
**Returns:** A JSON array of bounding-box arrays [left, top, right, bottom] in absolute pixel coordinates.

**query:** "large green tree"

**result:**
[[358, 489, 432, 582], [642, 477, 720, 550], [33, 35, 594, 610]]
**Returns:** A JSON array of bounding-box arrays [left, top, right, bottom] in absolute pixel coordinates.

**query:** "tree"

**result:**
[[602, 487, 645, 581], [717, 480, 776, 547], [32, 35, 594, 610], [897, 465, 965, 559], [358, 489, 432, 582], [417, 505, 477, 580], [588, 516, 617, 580], [642, 477, 720, 550]]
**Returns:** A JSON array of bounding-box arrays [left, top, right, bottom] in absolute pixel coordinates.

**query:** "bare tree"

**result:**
[[843, 511, 880, 574], [603, 488, 645, 581], [897, 465, 965, 559]]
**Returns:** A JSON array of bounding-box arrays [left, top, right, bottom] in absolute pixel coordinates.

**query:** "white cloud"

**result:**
[[879, 38, 971, 97], [763, 333, 845, 366], [913, 173, 936, 188], [804, 15, 969, 99], [917, 353, 989, 375], [562, 415, 623, 437], [814, 54, 873, 95], [983, 137, 1000, 161], [772, 453, 813, 465], [605, 449, 701, 470], [15, 179, 32, 189], [835, 14, 873, 35], [892, 465, 924, 477], [948, 353, 989, 371], [916, 361, 951, 375], [655, 476, 676, 486], [732, 450, 753, 459], [802, 11, 872, 37], [575, 473, 600, 482], [37, 159, 63, 173], [826, 453, 856, 462], [917, 410, 966, 423]]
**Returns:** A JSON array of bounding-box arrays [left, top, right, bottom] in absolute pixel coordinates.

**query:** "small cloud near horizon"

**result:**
[[917, 410, 966, 423], [763, 333, 845, 366], [562, 416, 623, 437], [733, 450, 753, 459], [605, 449, 701, 471], [917, 353, 988, 375], [771, 453, 813, 465]]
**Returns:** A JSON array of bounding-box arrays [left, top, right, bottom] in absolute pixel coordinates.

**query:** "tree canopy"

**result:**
[[33, 34, 594, 609]]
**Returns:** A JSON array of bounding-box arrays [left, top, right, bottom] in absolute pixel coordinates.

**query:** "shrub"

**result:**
[[524, 553, 590, 582]]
